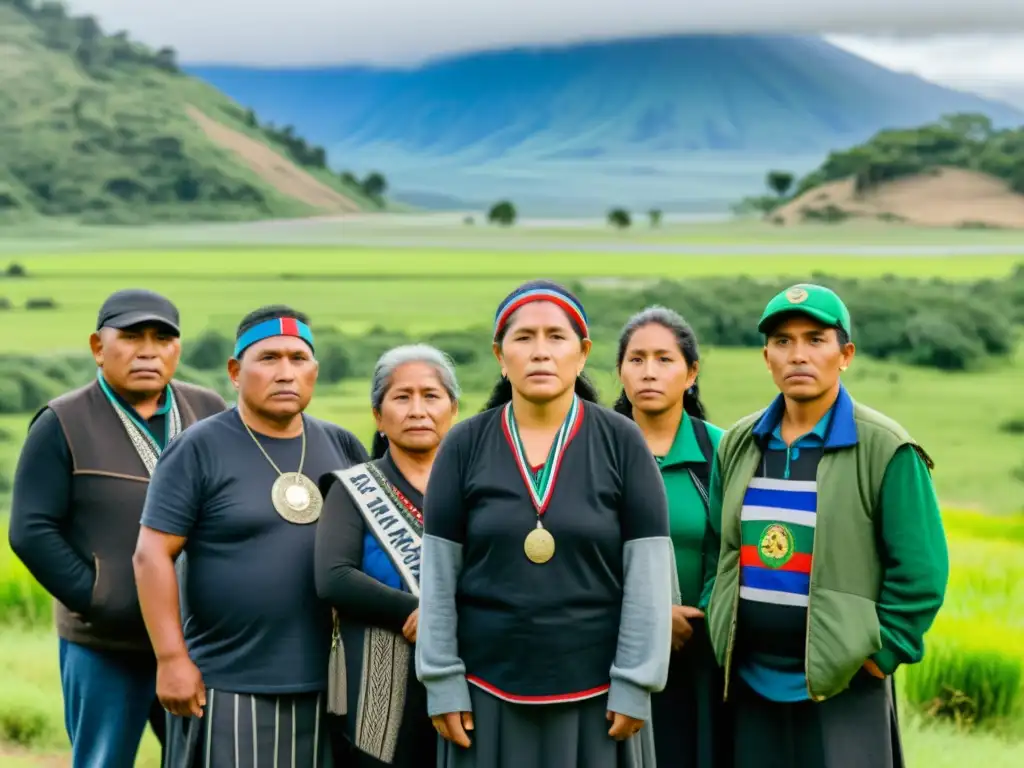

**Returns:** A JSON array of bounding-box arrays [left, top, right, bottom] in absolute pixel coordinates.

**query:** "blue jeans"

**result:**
[[59, 637, 165, 768]]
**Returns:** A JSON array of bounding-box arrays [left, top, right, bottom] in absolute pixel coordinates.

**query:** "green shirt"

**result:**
[[656, 412, 724, 606]]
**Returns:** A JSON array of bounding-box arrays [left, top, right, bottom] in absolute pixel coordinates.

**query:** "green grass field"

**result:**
[[0, 232, 1022, 764], [1, 245, 1021, 354]]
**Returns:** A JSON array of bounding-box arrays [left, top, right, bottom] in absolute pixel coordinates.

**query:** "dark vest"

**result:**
[[46, 379, 226, 652]]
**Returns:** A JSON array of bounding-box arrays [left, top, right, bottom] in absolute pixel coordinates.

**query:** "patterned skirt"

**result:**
[[163, 689, 332, 768]]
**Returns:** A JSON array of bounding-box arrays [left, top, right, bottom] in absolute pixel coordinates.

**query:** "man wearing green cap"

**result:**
[[700, 283, 948, 767]]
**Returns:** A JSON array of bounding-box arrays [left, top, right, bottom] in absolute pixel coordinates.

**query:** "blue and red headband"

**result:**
[[493, 283, 589, 341], [233, 317, 315, 359]]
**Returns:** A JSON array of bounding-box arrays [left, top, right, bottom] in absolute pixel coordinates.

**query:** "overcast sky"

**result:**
[[63, 0, 1024, 84]]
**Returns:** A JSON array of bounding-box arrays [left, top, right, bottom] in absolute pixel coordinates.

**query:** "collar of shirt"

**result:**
[[752, 383, 858, 452], [658, 411, 706, 469]]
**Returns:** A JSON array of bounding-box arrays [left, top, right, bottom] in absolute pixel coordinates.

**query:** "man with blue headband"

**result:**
[[134, 305, 369, 767]]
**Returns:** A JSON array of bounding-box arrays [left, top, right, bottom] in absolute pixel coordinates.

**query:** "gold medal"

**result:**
[[241, 413, 324, 525], [524, 524, 556, 564], [271, 472, 323, 524], [503, 394, 582, 566]]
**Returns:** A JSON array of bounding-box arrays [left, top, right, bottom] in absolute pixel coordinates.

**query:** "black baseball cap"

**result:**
[[96, 289, 180, 336]]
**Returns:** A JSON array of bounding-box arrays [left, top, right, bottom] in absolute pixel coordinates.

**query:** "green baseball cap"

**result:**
[[757, 283, 852, 337]]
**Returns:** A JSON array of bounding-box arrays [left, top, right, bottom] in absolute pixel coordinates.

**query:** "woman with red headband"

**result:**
[[415, 280, 673, 768]]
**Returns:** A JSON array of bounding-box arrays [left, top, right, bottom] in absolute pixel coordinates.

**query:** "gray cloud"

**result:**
[[64, 0, 1024, 77]]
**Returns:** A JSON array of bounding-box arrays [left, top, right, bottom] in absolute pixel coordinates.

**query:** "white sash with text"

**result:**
[[332, 464, 422, 596]]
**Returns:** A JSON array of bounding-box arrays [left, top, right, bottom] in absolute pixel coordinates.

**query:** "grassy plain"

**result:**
[[1, 244, 1022, 354], [0, 231, 1021, 764]]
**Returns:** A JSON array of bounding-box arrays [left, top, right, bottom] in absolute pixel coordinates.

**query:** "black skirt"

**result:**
[[438, 686, 655, 768], [731, 671, 904, 768], [650, 618, 732, 768]]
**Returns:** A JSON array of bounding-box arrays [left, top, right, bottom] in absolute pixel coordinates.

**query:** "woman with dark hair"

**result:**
[[315, 344, 461, 767], [416, 280, 673, 768], [614, 306, 729, 768]]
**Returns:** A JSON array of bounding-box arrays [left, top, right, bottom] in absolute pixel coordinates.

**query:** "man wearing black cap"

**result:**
[[133, 304, 369, 767], [8, 288, 227, 768]]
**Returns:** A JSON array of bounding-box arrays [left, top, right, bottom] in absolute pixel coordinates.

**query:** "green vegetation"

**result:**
[[0, 0, 384, 224], [797, 113, 1024, 197], [739, 112, 1024, 216], [0, 238, 1021, 763], [607, 208, 631, 228], [487, 200, 517, 226]]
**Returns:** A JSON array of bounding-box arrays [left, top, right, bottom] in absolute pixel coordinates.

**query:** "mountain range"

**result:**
[[187, 35, 1024, 216]]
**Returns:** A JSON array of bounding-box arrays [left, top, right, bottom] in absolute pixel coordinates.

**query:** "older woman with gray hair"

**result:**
[[316, 344, 460, 768]]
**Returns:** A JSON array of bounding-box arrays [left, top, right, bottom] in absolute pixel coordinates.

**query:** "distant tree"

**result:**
[[940, 113, 994, 143], [243, 109, 258, 129], [488, 200, 516, 226], [648, 208, 662, 228], [340, 171, 360, 188], [1010, 160, 1024, 196], [182, 330, 232, 371], [361, 172, 387, 199], [37, 2, 68, 20], [154, 47, 178, 72], [73, 15, 102, 42], [607, 208, 631, 229], [308, 146, 327, 169], [766, 170, 794, 198]]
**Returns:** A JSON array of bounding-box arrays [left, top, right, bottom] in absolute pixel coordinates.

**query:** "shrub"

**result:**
[[903, 618, 1023, 726], [901, 313, 986, 371], [0, 550, 51, 629], [0, 366, 64, 414], [182, 329, 233, 371], [575, 270, 1021, 373], [607, 208, 631, 228], [173, 363, 233, 401], [0, 693, 58, 747], [487, 200, 516, 226], [24, 297, 57, 310], [997, 417, 1024, 435], [313, 334, 352, 384]]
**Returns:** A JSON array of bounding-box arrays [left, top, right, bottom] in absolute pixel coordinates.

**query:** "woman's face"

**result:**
[[493, 302, 591, 404], [374, 362, 458, 454], [618, 323, 697, 416]]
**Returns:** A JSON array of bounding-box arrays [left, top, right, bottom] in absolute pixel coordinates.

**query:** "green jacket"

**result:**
[[700, 386, 949, 701], [657, 412, 724, 607]]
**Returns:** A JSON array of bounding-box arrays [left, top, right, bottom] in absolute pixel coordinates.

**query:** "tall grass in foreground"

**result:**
[[900, 516, 1024, 733], [0, 541, 50, 627]]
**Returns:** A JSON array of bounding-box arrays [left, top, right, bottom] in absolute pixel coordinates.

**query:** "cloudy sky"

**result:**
[[63, 0, 1024, 87]]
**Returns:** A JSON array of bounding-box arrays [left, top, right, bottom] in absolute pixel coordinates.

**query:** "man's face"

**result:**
[[763, 315, 855, 402], [228, 336, 318, 421], [90, 324, 181, 398]]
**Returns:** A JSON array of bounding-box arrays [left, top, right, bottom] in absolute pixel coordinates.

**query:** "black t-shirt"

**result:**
[[140, 408, 369, 695]]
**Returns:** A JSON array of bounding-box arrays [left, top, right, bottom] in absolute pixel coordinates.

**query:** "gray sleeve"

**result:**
[[607, 536, 674, 721], [414, 533, 473, 716]]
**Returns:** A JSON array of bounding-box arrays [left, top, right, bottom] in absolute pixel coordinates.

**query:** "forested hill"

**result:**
[[794, 113, 1024, 196], [0, 0, 383, 224]]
